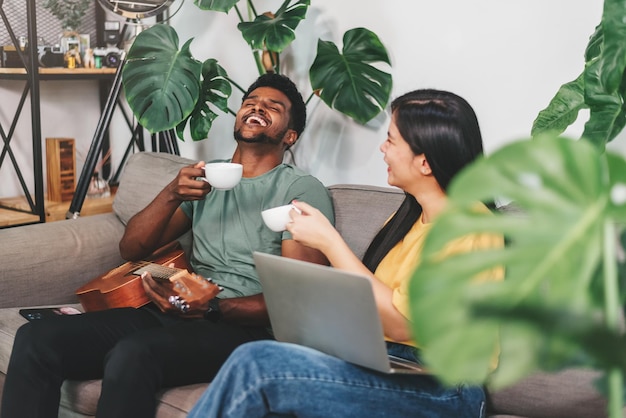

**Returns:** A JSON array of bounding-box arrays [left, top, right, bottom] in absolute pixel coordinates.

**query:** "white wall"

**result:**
[[1, 0, 616, 198]]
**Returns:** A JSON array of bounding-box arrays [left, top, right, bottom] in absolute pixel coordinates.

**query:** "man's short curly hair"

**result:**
[[243, 73, 307, 137]]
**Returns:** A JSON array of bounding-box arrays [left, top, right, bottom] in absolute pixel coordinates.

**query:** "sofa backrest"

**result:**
[[328, 184, 404, 260], [113, 152, 404, 259], [113, 152, 195, 225]]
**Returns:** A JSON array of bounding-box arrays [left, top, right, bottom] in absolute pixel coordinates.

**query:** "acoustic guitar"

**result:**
[[76, 242, 213, 312]]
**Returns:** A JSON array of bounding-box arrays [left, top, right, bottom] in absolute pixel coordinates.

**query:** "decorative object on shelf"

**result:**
[[87, 173, 110, 198], [87, 149, 112, 199], [120, 0, 393, 142], [84, 48, 95, 69], [46, 138, 75, 202], [43, 0, 91, 67]]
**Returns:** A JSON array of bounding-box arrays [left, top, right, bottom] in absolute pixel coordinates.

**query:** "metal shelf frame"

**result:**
[[0, 3, 178, 227], [0, 1, 45, 225]]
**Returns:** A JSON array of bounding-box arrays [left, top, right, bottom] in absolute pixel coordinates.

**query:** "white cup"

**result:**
[[202, 162, 243, 190], [261, 204, 301, 232]]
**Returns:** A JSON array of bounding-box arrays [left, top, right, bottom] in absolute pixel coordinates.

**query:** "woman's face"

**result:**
[[380, 113, 420, 190]]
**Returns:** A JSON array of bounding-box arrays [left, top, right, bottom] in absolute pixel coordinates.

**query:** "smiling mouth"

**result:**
[[244, 114, 269, 127]]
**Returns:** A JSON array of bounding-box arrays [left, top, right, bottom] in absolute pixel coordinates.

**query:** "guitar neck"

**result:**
[[132, 263, 184, 282]]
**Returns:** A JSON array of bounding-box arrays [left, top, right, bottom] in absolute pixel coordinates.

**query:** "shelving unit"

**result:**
[[0, 1, 44, 225], [0, 3, 177, 228], [0, 2, 117, 227]]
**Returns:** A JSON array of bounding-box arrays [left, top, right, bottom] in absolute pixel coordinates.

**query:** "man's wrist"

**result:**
[[203, 297, 222, 322]]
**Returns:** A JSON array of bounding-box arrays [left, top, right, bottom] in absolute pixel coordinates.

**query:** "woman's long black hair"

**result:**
[[362, 89, 485, 272]]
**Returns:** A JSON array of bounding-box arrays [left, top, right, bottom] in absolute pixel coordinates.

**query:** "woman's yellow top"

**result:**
[[374, 207, 504, 346]]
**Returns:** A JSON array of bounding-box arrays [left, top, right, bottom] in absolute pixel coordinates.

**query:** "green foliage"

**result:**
[[177, 59, 232, 141], [42, 0, 91, 31], [123, 0, 392, 141], [310, 28, 392, 125], [409, 136, 626, 396], [532, 0, 626, 148], [238, 0, 309, 53], [194, 0, 240, 14], [123, 26, 202, 134]]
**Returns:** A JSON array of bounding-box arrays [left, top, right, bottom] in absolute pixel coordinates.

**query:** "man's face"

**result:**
[[234, 86, 295, 146]]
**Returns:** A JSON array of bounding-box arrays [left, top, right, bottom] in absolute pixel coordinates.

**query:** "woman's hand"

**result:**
[[286, 200, 343, 255]]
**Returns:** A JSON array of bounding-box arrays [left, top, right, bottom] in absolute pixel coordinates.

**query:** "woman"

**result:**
[[188, 89, 501, 418]]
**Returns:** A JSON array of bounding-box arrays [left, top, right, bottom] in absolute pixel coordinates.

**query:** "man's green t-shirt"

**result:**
[[180, 162, 334, 299]]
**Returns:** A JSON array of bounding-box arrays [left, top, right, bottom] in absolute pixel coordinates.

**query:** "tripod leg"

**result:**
[[66, 58, 125, 219], [161, 129, 180, 155]]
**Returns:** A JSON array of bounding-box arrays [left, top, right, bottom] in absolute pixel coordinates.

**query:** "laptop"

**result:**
[[253, 252, 429, 375]]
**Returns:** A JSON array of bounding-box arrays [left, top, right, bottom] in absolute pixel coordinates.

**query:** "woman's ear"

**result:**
[[415, 154, 432, 176]]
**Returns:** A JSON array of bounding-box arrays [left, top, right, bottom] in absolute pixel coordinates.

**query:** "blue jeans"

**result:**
[[188, 340, 486, 418]]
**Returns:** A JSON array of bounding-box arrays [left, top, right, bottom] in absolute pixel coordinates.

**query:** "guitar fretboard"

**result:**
[[132, 263, 179, 281]]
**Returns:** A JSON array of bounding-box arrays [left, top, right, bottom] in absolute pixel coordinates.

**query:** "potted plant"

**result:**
[[121, 0, 393, 142], [407, 0, 626, 416], [42, 0, 91, 32]]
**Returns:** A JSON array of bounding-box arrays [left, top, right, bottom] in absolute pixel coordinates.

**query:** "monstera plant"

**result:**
[[410, 136, 626, 416], [531, 0, 626, 149], [121, 0, 392, 141], [408, 1, 626, 417]]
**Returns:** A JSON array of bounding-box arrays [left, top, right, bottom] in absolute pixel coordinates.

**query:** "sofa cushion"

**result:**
[[487, 368, 611, 418], [59, 379, 208, 418], [0, 214, 126, 309], [113, 152, 194, 225], [0, 308, 29, 374], [328, 184, 404, 260]]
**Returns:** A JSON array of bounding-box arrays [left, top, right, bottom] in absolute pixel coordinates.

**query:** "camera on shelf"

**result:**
[[92, 46, 124, 68], [37, 45, 64, 68]]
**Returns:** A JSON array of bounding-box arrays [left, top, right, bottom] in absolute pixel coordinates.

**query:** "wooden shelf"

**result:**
[[0, 193, 115, 227], [0, 67, 117, 80]]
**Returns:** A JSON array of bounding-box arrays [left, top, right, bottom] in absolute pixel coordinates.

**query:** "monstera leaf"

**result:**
[[532, 0, 626, 148], [409, 136, 626, 393], [238, 0, 309, 53], [310, 28, 392, 124], [122, 2, 392, 140], [123, 25, 202, 134], [178, 59, 232, 141], [194, 0, 240, 13]]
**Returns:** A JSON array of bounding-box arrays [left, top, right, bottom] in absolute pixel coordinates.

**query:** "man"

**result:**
[[1, 73, 334, 418]]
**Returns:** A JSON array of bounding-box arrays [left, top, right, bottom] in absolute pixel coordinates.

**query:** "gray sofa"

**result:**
[[0, 151, 615, 417]]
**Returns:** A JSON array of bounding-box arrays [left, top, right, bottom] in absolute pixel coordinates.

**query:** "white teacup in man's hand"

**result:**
[[262, 204, 301, 232], [202, 163, 243, 190]]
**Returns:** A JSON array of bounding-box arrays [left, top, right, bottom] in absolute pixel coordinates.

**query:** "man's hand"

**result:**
[[118, 161, 209, 261], [141, 270, 222, 318], [166, 161, 212, 202]]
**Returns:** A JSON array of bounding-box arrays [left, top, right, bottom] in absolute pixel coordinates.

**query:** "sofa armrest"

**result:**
[[0, 213, 125, 308]]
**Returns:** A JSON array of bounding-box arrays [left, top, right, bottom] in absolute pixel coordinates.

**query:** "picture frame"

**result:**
[[60, 36, 80, 54], [79, 34, 90, 55]]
